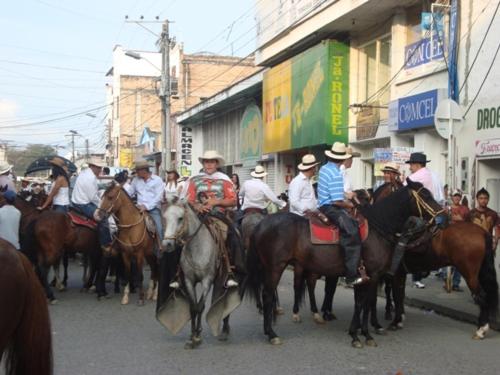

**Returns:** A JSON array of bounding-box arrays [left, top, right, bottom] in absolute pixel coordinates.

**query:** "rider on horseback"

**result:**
[[239, 165, 286, 215], [288, 154, 319, 216], [38, 157, 70, 213], [169, 150, 243, 289], [318, 142, 369, 286], [71, 161, 112, 253]]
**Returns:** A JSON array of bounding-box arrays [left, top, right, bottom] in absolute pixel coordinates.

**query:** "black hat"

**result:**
[[405, 152, 431, 165]]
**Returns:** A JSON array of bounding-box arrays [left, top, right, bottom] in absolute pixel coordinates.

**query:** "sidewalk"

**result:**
[[402, 274, 500, 331]]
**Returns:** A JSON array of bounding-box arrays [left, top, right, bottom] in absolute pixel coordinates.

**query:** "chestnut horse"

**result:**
[[0, 239, 52, 375], [247, 180, 446, 347], [97, 182, 158, 305]]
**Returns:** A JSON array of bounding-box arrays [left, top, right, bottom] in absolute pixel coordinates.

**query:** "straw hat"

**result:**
[[381, 162, 401, 175], [0, 162, 13, 175], [88, 160, 106, 168], [325, 142, 352, 160], [346, 146, 361, 158], [49, 156, 69, 172], [198, 150, 225, 166], [133, 160, 151, 171], [298, 154, 319, 171], [251, 165, 267, 178]]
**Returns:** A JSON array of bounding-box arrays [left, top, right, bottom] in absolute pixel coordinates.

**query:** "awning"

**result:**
[[25, 155, 77, 175]]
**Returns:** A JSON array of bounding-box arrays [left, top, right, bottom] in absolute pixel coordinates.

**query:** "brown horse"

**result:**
[[0, 239, 52, 375], [360, 183, 499, 339], [97, 182, 158, 305], [247, 181, 447, 347], [0, 189, 101, 301]]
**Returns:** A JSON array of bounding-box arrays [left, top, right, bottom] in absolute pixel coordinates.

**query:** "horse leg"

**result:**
[[369, 287, 385, 335], [363, 282, 379, 345], [389, 272, 406, 330], [183, 278, 198, 350], [145, 252, 158, 300], [348, 285, 364, 348], [321, 276, 338, 321], [219, 316, 231, 342], [52, 260, 64, 291], [292, 267, 305, 323], [306, 274, 325, 324], [263, 265, 286, 345], [120, 254, 131, 305], [193, 278, 212, 346], [38, 264, 57, 303], [135, 253, 145, 306], [384, 275, 394, 321], [62, 252, 69, 288]]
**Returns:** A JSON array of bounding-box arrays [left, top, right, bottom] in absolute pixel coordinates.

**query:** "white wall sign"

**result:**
[[476, 139, 500, 157]]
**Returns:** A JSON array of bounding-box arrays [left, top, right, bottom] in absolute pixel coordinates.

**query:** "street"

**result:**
[[47, 262, 500, 375]]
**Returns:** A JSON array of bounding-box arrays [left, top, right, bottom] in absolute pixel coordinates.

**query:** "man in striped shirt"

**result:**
[[318, 142, 369, 286]]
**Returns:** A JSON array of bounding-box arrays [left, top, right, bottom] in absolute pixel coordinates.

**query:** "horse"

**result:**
[[0, 239, 53, 375], [0, 189, 101, 301], [160, 197, 241, 348], [96, 182, 158, 305], [246, 180, 446, 347]]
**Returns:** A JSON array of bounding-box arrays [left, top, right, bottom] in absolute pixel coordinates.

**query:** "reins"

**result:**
[[411, 188, 446, 226], [164, 203, 205, 247]]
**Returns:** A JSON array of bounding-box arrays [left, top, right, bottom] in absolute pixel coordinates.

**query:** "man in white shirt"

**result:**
[[71, 161, 112, 251], [288, 154, 319, 216], [240, 165, 286, 213], [0, 162, 16, 192], [127, 160, 165, 248], [0, 190, 21, 249], [340, 146, 360, 199]]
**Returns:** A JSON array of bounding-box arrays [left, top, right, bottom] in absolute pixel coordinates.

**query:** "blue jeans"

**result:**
[[72, 202, 112, 247], [53, 205, 68, 213], [452, 267, 461, 288], [148, 208, 163, 241]]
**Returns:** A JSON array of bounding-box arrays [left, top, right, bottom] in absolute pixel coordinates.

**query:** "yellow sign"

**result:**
[[263, 59, 292, 154], [119, 148, 133, 168]]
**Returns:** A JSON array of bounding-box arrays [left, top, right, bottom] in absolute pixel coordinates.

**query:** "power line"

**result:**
[[0, 59, 105, 74]]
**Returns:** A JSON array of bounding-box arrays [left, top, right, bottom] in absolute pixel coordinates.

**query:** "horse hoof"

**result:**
[[313, 313, 326, 325], [121, 296, 129, 305], [387, 324, 398, 331], [89, 285, 96, 292], [375, 328, 386, 336], [137, 299, 145, 306], [184, 340, 195, 350], [397, 322, 404, 329], [365, 339, 378, 347], [323, 311, 337, 321], [384, 312, 392, 321], [292, 314, 302, 323], [218, 332, 229, 342], [275, 307, 285, 315], [57, 286, 66, 292], [192, 336, 202, 347], [472, 334, 484, 340], [270, 337, 283, 345], [49, 299, 59, 305], [351, 340, 363, 349]]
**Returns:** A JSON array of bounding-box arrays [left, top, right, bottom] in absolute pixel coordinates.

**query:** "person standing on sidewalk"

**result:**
[[468, 188, 499, 251], [448, 190, 470, 291]]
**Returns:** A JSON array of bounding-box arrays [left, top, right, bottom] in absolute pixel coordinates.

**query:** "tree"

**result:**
[[7, 144, 57, 177]]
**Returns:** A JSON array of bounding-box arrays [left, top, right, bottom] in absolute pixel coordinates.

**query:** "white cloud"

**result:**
[[0, 99, 19, 119]]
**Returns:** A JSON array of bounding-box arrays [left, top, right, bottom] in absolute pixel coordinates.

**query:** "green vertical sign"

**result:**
[[240, 103, 263, 166], [328, 40, 349, 144]]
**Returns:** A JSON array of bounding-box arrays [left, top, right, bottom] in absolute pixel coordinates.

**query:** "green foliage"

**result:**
[[7, 144, 56, 176]]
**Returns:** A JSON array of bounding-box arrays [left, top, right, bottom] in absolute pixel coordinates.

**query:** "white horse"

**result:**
[[160, 197, 239, 348]]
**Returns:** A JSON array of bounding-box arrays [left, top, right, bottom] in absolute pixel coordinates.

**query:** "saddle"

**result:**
[[306, 211, 369, 245], [144, 213, 157, 238], [68, 210, 97, 230]]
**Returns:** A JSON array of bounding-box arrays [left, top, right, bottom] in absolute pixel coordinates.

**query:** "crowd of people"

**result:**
[[0, 144, 498, 294]]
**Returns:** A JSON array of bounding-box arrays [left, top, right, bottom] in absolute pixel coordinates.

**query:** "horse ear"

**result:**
[[406, 177, 414, 188]]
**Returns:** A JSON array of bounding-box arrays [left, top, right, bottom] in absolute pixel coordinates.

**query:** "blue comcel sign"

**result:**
[[388, 89, 439, 131], [404, 35, 444, 69]]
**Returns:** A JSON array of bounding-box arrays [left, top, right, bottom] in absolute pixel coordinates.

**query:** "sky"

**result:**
[[0, 0, 256, 158]]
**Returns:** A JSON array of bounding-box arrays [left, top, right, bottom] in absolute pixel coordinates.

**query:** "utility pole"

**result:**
[[85, 139, 90, 162], [159, 20, 171, 178], [66, 130, 81, 163]]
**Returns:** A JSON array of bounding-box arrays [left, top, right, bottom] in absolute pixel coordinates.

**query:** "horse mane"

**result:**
[[363, 184, 419, 235], [372, 181, 403, 203]]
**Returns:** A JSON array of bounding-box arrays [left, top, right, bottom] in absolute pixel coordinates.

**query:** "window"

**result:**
[[357, 36, 392, 108]]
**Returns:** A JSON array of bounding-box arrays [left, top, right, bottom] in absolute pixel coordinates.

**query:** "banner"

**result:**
[[240, 104, 263, 166], [263, 40, 349, 154], [373, 147, 414, 178], [119, 148, 133, 169]]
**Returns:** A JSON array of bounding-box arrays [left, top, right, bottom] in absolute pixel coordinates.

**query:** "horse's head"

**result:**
[[406, 178, 447, 226], [96, 181, 122, 221], [162, 195, 188, 252], [353, 189, 372, 208]]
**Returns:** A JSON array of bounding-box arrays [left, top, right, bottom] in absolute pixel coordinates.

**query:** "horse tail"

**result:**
[[478, 233, 499, 319], [245, 229, 263, 304], [5, 253, 53, 375]]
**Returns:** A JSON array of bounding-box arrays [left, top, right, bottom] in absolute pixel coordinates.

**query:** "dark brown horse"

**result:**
[[0, 239, 52, 375], [97, 182, 158, 305], [247, 181, 447, 347]]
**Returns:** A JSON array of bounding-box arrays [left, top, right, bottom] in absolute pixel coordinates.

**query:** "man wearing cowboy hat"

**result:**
[[381, 162, 402, 185], [317, 142, 369, 286], [240, 165, 286, 214], [0, 190, 21, 250], [127, 160, 165, 249], [71, 160, 112, 252], [0, 162, 16, 192], [406, 152, 444, 203], [288, 154, 319, 216], [173, 150, 242, 289]]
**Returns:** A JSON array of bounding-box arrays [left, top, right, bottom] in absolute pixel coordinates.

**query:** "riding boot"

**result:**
[[167, 246, 181, 289], [387, 242, 406, 276]]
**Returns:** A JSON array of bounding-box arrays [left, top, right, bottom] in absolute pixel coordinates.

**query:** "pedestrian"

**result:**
[[341, 147, 360, 199], [231, 173, 241, 209], [288, 154, 319, 216], [318, 142, 369, 286], [38, 157, 70, 213], [447, 190, 470, 291], [468, 188, 499, 250], [164, 169, 181, 195], [127, 160, 165, 252], [0, 190, 21, 250], [0, 162, 16, 192], [239, 165, 286, 214], [71, 161, 112, 252]]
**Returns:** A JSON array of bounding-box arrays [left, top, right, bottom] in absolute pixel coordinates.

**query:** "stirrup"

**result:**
[[225, 279, 239, 288], [169, 281, 180, 289]]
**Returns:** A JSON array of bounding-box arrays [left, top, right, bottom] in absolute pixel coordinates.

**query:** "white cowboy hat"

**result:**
[[298, 154, 319, 171], [198, 150, 225, 166], [251, 165, 267, 178], [0, 162, 13, 175], [88, 160, 106, 168], [325, 142, 352, 160], [133, 160, 151, 171], [381, 162, 401, 175]]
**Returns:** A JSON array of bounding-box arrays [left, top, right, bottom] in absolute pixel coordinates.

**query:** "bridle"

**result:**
[[164, 203, 204, 247], [97, 187, 122, 219], [410, 188, 446, 226]]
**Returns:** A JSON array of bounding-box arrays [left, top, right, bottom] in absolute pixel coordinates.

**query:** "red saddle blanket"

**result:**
[[68, 211, 97, 230], [309, 216, 369, 245]]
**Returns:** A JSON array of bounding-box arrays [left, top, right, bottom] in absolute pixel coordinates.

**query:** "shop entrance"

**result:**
[[477, 158, 500, 212]]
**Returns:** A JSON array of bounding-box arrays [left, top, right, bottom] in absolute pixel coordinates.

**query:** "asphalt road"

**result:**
[[42, 261, 500, 375]]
